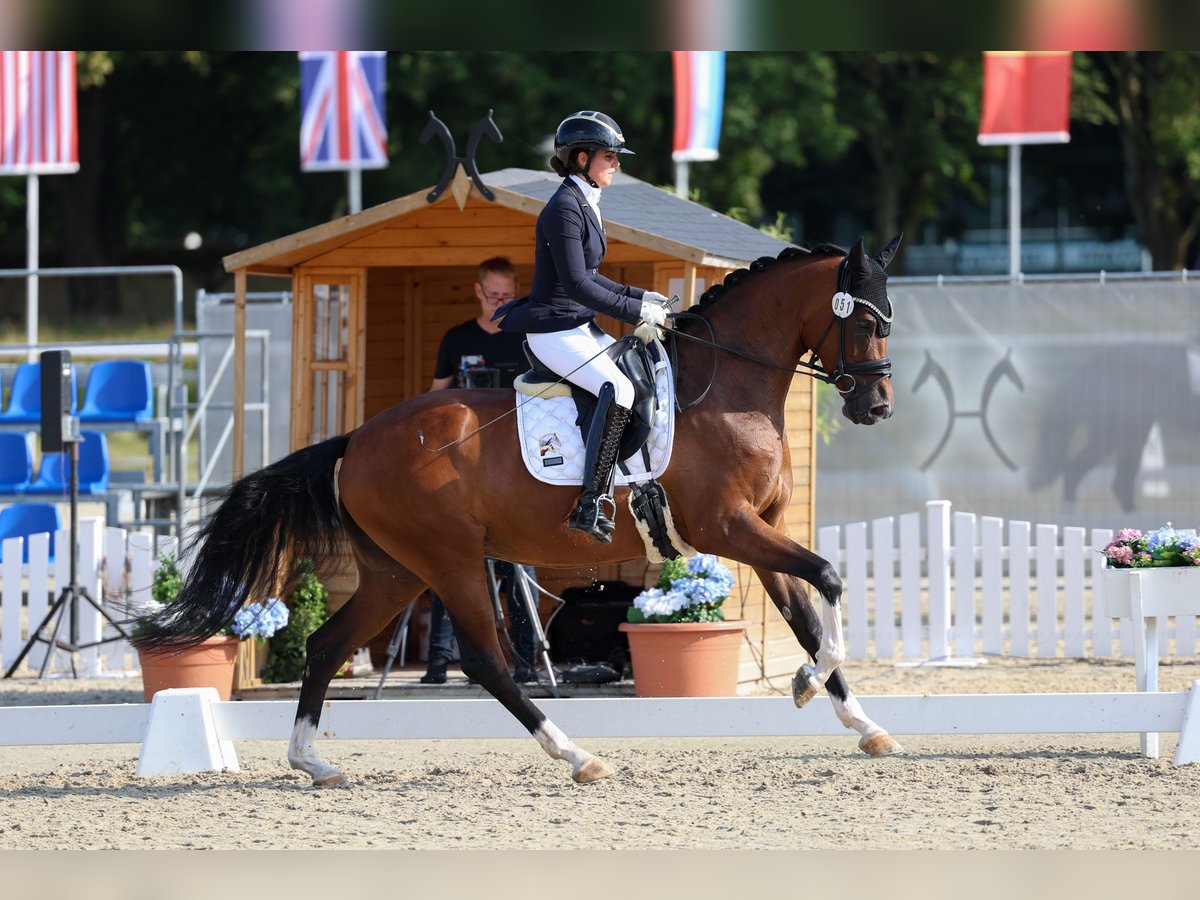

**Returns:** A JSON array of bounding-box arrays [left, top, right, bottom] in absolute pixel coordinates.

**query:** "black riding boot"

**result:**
[[569, 383, 631, 544]]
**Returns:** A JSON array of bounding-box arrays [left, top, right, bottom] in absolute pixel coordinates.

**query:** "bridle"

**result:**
[[666, 256, 894, 415]]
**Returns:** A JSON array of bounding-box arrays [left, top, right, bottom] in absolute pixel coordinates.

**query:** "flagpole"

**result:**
[[347, 167, 362, 214], [1008, 144, 1021, 278], [675, 161, 689, 199], [26, 173, 38, 362]]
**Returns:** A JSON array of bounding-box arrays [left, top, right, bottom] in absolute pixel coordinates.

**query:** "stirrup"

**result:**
[[569, 493, 617, 543]]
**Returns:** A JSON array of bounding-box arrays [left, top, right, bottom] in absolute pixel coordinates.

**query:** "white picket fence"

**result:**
[[0, 518, 176, 675], [818, 500, 1198, 662]]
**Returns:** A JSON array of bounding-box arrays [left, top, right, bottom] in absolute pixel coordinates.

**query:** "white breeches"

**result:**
[[527, 322, 634, 409]]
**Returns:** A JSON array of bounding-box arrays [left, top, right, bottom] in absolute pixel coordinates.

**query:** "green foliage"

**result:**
[[655, 557, 690, 590], [261, 562, 330, 684], [151, 552, 182, 604]]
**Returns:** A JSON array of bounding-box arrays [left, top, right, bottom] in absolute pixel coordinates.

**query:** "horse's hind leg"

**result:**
[[289, 522, 427, 786], [754, 566, 902, 757], [437, 571, 613, 784]]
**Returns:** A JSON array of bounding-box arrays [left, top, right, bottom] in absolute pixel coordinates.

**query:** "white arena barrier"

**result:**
[[0, 684, 1197, 776]]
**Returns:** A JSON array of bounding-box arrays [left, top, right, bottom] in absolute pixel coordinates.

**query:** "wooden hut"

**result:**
[[222, 165, 816, 688]]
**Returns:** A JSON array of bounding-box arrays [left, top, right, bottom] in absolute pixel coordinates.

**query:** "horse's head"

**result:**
[[813, 234, 902, 426]]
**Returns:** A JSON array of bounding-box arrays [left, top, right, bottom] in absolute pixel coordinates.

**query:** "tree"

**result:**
[[1083, 52, 1200, 269]]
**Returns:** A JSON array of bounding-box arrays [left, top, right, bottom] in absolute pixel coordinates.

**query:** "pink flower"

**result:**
[[1104, 545, 1134, 565], [1115, 529, 1142, 543]]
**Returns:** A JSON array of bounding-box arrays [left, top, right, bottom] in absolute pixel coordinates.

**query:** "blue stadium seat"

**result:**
[[0, 432, 34, 492], [0, 502, 61, 563], [28, 431, 110, 494], [79, 360, 154, 422], [0, 361, 78, 424]]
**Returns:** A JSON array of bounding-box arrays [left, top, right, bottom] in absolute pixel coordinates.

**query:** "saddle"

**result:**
[[515, 336, 659, 462]]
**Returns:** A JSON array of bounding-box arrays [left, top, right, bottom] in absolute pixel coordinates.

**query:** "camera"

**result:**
[[456, 366, 501, 389]]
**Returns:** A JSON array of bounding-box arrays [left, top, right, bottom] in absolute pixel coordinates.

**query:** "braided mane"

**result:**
[[696, 243, 846, 307]]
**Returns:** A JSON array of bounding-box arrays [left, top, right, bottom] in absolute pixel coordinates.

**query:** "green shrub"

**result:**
[[261, 562, 329, 684]]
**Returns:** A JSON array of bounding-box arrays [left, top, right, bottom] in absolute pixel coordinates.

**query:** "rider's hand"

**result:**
[[638, 300, 668, 328], [642, 291, 671, 308]]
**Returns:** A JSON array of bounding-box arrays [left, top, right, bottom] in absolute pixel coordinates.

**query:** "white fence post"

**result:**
[[1062, 526, 1087, 657], [927, 501, 952, 659], [1091, 528, 1114, 656], [898, 512, 922, 658], [1035, 524, 1059, 657], [845, 521, 868, 659], [0, 536, 22, 668], [980, 516, 1004, 655], [1009, 520, 1032, 656], [953, 511, 977, 657], [26, 532, 51, 671], [872, 516, 896, 659]]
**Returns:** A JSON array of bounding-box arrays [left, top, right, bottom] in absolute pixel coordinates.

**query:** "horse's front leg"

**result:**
[[753, 565, 902, 757]]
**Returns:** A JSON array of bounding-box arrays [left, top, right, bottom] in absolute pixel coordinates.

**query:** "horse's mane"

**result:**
[[696, 243, 847, 308]]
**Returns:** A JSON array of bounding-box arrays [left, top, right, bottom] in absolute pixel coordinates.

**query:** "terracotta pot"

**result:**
[[619, 620, 748, 697], [137, 636, 240, 702]]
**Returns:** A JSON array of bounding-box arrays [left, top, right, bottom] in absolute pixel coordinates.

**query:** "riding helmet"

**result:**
[[553, 111, 635, 167]]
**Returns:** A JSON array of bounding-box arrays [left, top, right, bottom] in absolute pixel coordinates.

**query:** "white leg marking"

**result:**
[[831, 690, 885, 740], [812, 599, 846, 686], [534, 719, 594, 775], [288, 717, 345, 785]]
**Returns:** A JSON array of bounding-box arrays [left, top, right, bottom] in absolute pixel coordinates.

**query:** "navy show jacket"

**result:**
[[495, 178, 645, 334]]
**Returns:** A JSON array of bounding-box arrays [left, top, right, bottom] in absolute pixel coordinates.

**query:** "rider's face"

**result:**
[[580, 149, 620, 188]]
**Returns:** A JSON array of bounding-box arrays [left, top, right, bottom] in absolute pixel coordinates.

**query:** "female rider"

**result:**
[[495, 110, 670, 544]]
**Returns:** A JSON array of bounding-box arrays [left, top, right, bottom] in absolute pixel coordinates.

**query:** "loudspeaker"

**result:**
[[40, 349, 74, 452]]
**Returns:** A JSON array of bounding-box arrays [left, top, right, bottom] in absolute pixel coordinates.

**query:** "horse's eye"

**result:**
[[855, 317, 874, 333]]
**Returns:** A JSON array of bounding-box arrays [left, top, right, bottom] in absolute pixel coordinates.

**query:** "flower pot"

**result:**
[[619, 620, 748, 697], [137, 636, 240, 703]]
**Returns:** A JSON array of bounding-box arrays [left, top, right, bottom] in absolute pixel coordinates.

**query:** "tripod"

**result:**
[[373, 559, 558, 698], [3, 433, 131, 679]]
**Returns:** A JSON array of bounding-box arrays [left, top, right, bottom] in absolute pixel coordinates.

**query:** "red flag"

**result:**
[[978, 51, 1072, 145], [0, 51, 79, 175]]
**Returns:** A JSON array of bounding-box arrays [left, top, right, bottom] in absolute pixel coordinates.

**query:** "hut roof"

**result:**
[[224, 166, 794, 275]]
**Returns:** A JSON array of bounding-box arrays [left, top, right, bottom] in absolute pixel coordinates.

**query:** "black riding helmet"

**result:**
[[554, 111, 634, 187]]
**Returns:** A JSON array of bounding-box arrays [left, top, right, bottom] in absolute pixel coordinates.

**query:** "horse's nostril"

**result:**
[[871, 403, 891, 419]]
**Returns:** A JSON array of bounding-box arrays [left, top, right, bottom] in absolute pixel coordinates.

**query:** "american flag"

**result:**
[[0, 51, 79, 176], [299, 51, 388, 172]]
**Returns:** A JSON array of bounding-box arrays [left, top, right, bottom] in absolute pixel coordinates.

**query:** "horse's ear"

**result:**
[[849, 236, 870, 281], [876, 233, 903, 270]]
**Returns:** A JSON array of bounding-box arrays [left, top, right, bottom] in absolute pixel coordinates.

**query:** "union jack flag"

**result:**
[[0, 51, 79, 176], [299, 51, 388, 172]]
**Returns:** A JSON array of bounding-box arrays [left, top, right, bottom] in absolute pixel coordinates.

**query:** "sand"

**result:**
[[2, 657, 1199, 850]]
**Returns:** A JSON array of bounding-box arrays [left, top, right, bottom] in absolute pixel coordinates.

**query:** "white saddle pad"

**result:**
[[515, 343, 675, 486]]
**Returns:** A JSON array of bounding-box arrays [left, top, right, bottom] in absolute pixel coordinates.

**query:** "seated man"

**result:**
[[422, 256, 538, 684]]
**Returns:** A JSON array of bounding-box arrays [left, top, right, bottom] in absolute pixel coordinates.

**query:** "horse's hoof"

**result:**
[[572, 757, 614, 784], [858, 733, 904, 757], [792, 665, 821, 708], [313, 771, 349, 787]]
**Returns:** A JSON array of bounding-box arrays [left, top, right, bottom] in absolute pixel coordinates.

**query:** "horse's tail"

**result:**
[[132, 433, 351, 649]]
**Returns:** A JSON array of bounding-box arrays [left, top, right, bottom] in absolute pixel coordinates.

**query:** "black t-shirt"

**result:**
[[433, 319, 528, 388]]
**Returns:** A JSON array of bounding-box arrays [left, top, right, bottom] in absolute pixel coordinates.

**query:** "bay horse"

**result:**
[[135, 235, 905, 786]]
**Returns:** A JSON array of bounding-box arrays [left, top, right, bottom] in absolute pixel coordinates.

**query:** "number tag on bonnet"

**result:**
[[832, 292, 855, 318]]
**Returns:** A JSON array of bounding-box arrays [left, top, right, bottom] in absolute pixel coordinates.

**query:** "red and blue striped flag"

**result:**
[[0, 51, 78, 176], [299, 51, 388, 172], [672, 51, 725, 163]]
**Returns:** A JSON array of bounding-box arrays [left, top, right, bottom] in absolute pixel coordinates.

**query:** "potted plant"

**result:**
[[1098, 524, 1200, 619], [260, 561, 329, 684], [618, 554, 748, 697], [135, 552, 290, 702]]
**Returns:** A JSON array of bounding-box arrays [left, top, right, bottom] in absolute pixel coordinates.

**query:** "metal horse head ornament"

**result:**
[[420, 110, 503, 203]]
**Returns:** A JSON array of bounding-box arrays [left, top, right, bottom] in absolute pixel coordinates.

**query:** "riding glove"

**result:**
[[638, 299, 668, 328]]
